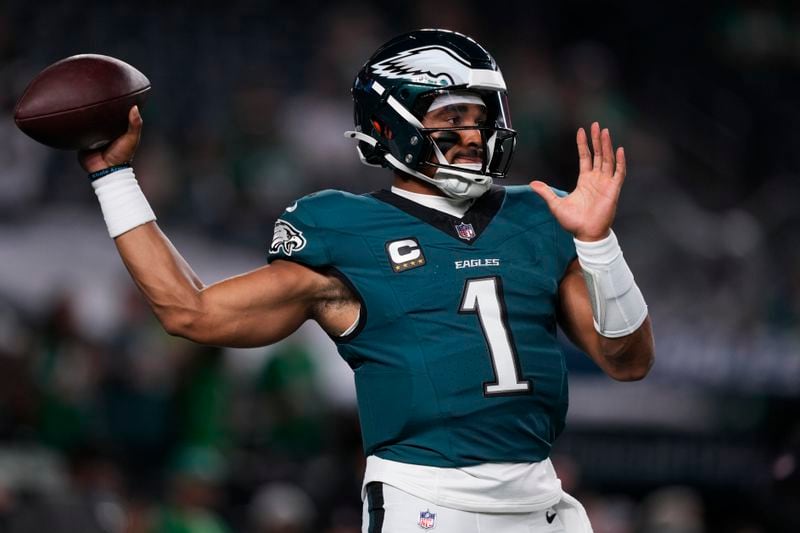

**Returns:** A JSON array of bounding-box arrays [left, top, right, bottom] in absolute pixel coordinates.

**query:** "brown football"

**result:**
[[14, 54, 150, 150]]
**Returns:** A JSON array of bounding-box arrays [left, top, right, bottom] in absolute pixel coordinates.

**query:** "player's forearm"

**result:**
[[596, 316, 654, 381], [88, 164, 212, 340], [558, 240, 655, 381], [114, 222, 207, 337]]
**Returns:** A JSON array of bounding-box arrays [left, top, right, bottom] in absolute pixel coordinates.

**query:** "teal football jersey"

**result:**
[[267, 185, 577, 467]]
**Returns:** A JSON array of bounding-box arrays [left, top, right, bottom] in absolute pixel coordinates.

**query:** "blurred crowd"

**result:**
[[0, 286, 365, 532], [0, 0, 799, 531]]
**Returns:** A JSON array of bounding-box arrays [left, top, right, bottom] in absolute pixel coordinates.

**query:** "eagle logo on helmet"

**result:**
[[370, 45, 472, 86], [270, 219, 307, 256]]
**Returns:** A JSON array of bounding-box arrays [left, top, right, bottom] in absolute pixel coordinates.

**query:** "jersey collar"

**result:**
[[389, 186, 473, 218], [369, 186, 506, 245]]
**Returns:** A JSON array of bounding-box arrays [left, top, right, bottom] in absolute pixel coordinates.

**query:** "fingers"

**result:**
[[583, 122, 622, 179], [576, 128, 591, 174], [77, 106, 142, 172], [613, 146, 626, 183], [125, 105, 143, 156], [78, 149, 107, 173], [600, 128, 615, 175], [128, 105, 143, 133], [529, 180, 561, 212], [104, 106, 143, 166], [590, 122, 602, 170]]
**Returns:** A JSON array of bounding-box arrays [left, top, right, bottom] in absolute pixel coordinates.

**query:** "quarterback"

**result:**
[[79, 30, 654, 533]]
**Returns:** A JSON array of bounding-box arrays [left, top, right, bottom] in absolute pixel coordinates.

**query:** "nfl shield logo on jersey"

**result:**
[[455, 222, 476, 240], [418, 509, 436, 529]]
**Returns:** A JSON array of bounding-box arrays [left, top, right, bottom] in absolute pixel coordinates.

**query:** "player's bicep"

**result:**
[[187, 260, 323, 348]]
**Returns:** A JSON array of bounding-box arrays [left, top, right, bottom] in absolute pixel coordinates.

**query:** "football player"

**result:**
[[79, 29, 653, 533]]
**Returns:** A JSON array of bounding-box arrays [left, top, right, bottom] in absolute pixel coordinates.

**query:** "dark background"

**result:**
[[0, 1, 798, 532]]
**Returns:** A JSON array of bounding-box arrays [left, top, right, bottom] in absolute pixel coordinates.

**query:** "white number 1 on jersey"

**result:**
[[459, 277, 532, 396]]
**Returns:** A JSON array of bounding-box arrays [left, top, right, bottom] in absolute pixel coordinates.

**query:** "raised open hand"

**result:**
[[530, 122, 626, 242]]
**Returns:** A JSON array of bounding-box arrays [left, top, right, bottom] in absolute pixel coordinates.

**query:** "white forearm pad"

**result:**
[[574, 230, 648, 338], [91, 168, 156, 238]]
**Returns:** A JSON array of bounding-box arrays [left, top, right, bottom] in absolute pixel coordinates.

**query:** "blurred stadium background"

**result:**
[[0, 1, 799, 532]]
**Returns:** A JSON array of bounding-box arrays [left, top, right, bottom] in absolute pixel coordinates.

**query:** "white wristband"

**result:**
[[574, 230, 648, 338], [91, 167, 156, 238]]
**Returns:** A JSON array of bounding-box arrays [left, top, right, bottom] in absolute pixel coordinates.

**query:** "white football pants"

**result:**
[[362, 482, 593, 533]]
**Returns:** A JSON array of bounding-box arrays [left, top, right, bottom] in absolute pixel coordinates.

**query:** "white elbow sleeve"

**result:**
[[574, 230, 648, 338], [91, 166, 156, 238]]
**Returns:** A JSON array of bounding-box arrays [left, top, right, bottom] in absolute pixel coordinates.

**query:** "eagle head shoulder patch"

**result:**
[[270, 219, 307, 256]]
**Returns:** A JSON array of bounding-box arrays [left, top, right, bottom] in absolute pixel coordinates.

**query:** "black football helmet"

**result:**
[[346, 29, 516, 199]]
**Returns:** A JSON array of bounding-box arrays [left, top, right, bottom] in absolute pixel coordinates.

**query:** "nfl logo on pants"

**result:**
[[418, 509, 436, 529]]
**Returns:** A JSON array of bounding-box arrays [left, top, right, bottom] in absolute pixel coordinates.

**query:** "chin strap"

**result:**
[[384, 153, 492, 199], [344, 130, 494, 199]]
